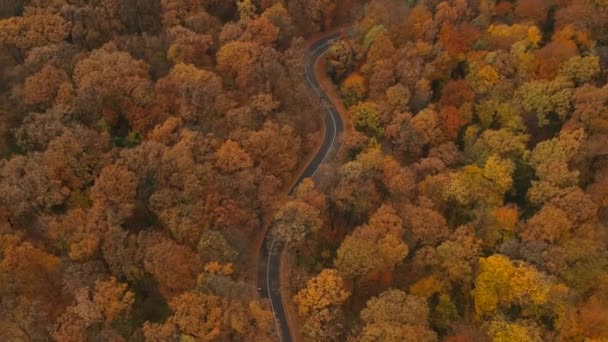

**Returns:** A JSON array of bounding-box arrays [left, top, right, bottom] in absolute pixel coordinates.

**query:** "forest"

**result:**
[[0, 0, 607, 341]]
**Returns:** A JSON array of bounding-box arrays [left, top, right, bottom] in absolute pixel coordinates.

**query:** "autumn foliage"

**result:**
[[1, 0, 608, 341]]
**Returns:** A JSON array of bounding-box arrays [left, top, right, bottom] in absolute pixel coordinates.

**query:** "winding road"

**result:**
[[257, 30, 352, 342]]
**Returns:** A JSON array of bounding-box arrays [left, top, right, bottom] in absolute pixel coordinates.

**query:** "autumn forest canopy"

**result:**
[[0, 0, 608, 341]]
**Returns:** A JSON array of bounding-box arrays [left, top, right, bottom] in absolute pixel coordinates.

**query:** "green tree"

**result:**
[[351, 101, 382, 137]]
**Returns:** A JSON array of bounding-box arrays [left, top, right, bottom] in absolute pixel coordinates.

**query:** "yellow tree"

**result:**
[[472, 254, 553, 317], [216, 40, 262, 90], [93, 277, 135, 322], [167, 292, 223, 340], [516, 76, 574, 127], [293, 268, 350, 317], [488, 318, 542, 342], [448, 155, 514, 208], [351, 101, 382, 138]]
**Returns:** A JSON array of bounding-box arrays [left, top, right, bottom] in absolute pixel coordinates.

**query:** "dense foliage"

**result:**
[[0, 0, 361, 340], [285, 0, 608, 341], [1, 0, 608, 341]]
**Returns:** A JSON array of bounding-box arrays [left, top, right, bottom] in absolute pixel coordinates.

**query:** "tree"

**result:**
[[300, 307, 344, 342], [571, 83, 608, 133], [367, 59, 396, 98], [139, 232, 202, 297], [215, 140, 253, 173], [102, 226, 144, 282], [439, 22, 480, 56], [386, 84, 411, 113], [411, 107, 447, 148], [0, 234, 60, 299], [237, 0, 256, 22], [361, 289, 429, 326], [13, 107, 71, 152], [0, 154, 67, 223], [90, 164, 138, 226], [73, 45, 154, 130], [468, 129, 529, 165], [166, 292, 223, 340], [435, 0, 471, 25], [548, 186, 598, 225], [294, 178, 326, 210], [341, 73, 367, 107], [436, 240, 475, 286], [488, 318, 542, 342], [43, 129, 101, 193], [403, 5, 435, 42], [520, 205, 572, 243], [366, 32, 395, 67], [439, 106, 467, 140], [335, 205, 408, 283], [448, 156, 514, 208], [23, 64, 69, 108], [242, 121, 301, 182], [166, 25, 213, 66], [293, 268, 349, 317], [261, 3, 294, 46], [216, 40, 262, 90], [242, 16, 280, 46], [160, 0, 213, 28], [357, 289, 437, 342], [92, 277, 135, 322], [472, 254, 553, 317], [514, 0, 548, 24], [474, 99, 526, 133], [142, 321, 179, 342], [351, 101, 382, 137], [386, 112, 424, 163], [326, 40, 355, 81], [331, 160, 382, 222], [51, 288, 104, 342], [532, 40, 579, 80], [577, 295, 608, 339], [558, 55, 600, 85], [271, 199, 322, 246], [440, 80, 475, 108], [466, 62, 501, 95], [60, 1, 126, 49], [404, 205, 449, 247], [155, 63, 223, 127], [0, 234, 61, 340], [299, 0, 336, 33], [517, 76, 574, 127], [334, 232, 383, 282], [0, 13, 68, 60], [527, 129, 585, 205]]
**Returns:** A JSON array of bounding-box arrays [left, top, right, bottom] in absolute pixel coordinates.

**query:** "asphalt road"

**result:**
[[257, 30, 351, 342]]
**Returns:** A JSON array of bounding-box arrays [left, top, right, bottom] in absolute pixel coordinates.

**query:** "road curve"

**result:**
[[257, 30, 351, 342]]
